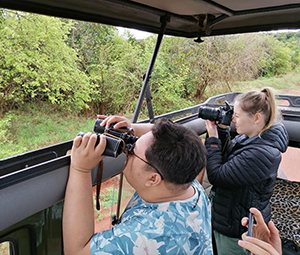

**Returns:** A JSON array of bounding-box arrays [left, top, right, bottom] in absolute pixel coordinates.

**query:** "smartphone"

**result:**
[[245, 212, 254, 255]]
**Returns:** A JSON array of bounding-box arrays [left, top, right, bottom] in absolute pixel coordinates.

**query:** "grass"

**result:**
[[231, 72, 300, 94], [1, 72, 300, 159], [0, 102, 96, 158]]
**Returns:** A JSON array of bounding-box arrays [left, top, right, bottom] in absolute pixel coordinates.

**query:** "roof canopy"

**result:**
[[0, 0, 299, 38]]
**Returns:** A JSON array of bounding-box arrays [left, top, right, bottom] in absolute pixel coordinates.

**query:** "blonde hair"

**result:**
[[235, 87, 281, 134]]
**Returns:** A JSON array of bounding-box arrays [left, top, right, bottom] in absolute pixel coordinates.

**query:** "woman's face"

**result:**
[[232, 101, 258, 137]]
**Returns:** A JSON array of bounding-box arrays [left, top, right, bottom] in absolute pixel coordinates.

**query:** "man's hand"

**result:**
[[97, 114, 132, 130], [238, 207, 282, 255], [97, 115, 153, 138], [71, 133, 106, 173]]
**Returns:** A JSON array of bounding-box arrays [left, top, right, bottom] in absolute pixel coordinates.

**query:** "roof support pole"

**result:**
[[132, 15, 170, 123]]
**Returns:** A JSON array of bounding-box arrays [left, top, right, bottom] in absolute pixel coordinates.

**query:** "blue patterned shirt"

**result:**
[[90, 180, 213, 254]]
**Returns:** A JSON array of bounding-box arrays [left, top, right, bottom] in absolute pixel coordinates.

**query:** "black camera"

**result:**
[[198, 101, 233, 126], [77, 119, 138, 157]]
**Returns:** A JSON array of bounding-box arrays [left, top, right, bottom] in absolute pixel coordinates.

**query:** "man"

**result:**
[[63, 116, 212, 255]]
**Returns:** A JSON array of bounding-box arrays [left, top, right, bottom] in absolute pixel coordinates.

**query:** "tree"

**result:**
[[260, 36, 292, 77], [0, 11, 90, 114]]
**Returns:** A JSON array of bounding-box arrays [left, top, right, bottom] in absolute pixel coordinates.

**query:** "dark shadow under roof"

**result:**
[[0, 0, 299, 38]]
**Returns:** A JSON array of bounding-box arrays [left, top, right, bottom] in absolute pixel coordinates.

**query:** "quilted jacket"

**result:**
[[205, 122, 289, 238]]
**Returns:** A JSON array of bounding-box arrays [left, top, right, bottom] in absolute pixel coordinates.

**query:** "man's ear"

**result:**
[[145, 173, 161, 187]]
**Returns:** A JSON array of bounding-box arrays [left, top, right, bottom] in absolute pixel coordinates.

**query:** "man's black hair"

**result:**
[[145, 118, 207, 185]]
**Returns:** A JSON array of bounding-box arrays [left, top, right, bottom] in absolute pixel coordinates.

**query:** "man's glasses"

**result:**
[[127, 143, 164, 180]]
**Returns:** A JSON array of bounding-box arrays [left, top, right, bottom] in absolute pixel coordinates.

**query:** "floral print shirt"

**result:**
[[90, 180, 213, 254]]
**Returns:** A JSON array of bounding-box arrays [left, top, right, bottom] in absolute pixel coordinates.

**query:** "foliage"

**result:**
[[97, 35, 147, 114], [1, 71, 299, 159], [0, 102, 95, 159], [0, 11, 90, 114], [259, 36, 292, 77], [148, 33, 270, 104], [273, 31, 300, 70], [0, 10, 299, 118], [0, 10, 300, 158]]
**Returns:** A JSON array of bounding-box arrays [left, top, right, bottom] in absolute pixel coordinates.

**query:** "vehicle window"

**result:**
[[0, 241, 11, 255], [94, 174, 135, 232], [280, 147, 300, 182]]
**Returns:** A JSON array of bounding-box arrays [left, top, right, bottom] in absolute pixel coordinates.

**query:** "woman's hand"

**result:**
[[205, 120, 218, 138]]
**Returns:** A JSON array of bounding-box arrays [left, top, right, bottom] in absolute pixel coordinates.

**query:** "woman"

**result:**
[[205, 87, 289, 255]]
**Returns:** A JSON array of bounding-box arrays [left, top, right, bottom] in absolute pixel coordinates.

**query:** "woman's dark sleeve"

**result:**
[[217, 126, 230, 148], [205, 139, 280, 189]]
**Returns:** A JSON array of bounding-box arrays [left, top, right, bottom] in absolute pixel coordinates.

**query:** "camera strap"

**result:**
[[96, 160, 103, 210], [95, 133, 126, 213], [113, 150, 132, 224]]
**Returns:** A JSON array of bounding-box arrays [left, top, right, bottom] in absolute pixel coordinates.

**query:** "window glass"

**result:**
[[93, 173, 133, 232], [279, 147, 300, 182], [93, 173, 135, 232], [0, 241, 11, 255]]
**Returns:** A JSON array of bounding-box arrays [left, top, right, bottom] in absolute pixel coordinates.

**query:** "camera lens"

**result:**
[[198, 107, 220, 122]]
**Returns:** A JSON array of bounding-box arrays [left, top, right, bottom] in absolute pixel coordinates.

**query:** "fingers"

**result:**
[[81, 132, 92, 148], [99, 115, 131, 129], [72, 135, 82, 148], [97, 114, 107, 119], [238, 239, 267, 255], [249, 207, 271, 241], [86, 133, 98, 150], [82, 133, 106, 156], [205, 120, 217, 129], [241, 217, 249, 227], [239, 235, 279, 255], [96, 134, 106, 156], [205, 120, 213, 127], [268, 221, 279, 237], [70, 133, 106, 173], [72, 132, 92, 150], [250, 208, 265, 226], [205, 120, 219, 138], [113, 120, 131, 129], [267, 221, 282, 254]]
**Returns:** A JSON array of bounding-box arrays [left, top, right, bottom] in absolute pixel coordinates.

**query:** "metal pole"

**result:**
[[145, 85, 155, 123], [132, 15, 170, 123]]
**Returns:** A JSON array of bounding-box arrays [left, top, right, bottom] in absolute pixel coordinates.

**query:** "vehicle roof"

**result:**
[[1, 0, 300, 38]]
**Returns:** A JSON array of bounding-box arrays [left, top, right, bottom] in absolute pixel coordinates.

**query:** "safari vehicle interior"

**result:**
[[0, 0, 300, 254]]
